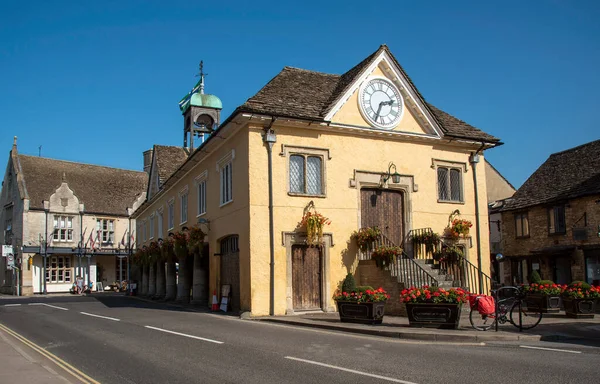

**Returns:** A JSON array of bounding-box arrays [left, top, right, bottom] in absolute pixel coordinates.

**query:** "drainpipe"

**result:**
[[262, 122, 277, 316], [43, 200, 49, 295], [470, 143, 485, 294], [127, 208, 133, 295]]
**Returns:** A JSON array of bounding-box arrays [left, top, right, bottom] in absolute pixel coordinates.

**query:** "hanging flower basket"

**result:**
[[444, 210, 472, 239], [187, 226, 206, 256], [298, 210, 331, 246], [412, 232, 441, 257], [371, 246, 403, 269], [351, 227, 381, 251], [171, 231, 189, 260], [160, 238, 175, 262]]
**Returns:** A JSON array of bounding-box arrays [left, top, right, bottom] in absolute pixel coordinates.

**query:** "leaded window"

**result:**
[[548, 205, 566, 234], [53, 215, 74, 242], [96, 219, 114, 244], [437, 167, 463, 202], [289, 154, 323, 195]]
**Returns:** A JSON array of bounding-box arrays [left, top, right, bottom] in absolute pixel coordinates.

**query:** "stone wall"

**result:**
[[501, 194, 600, 283], [357, 260, 406, 316]]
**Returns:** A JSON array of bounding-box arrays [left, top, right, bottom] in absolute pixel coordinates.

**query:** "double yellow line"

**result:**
[[0, 323, 100, 384]]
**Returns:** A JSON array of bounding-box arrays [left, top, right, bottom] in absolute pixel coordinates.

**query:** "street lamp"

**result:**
[[42, 200, 50, 295], [380, 162, 401, 186]]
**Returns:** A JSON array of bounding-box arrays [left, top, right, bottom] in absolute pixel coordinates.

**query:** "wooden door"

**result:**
[[292, 245, 322, 310], [360, 188, 404, 245], [220, 235, 240, 312]]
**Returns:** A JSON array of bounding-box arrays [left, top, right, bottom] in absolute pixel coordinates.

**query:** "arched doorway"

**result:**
[[219, 235, 240, 312], [360, 188, 404, 246]]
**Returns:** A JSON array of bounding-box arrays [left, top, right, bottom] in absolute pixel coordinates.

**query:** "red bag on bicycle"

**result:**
[[477, 295, 495, 316]]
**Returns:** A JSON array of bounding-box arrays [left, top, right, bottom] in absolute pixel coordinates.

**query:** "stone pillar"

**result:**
[[191, 252, 208, 306], [147, 262, 156, 297], [141, 264, 149, 296], [165, 259, 177, 301], [155, 261, 166, 298], [176, 255, 192, 303]]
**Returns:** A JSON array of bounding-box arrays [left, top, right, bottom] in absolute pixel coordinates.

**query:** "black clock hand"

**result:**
[[374, 102, 384, 121]]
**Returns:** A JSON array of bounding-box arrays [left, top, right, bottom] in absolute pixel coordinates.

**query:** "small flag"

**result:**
[[120, 231, 127, 248], [87, 231, 95, 249], [130, 230, 135, 248]]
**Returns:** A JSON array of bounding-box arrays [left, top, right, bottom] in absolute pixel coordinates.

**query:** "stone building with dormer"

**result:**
[[0, 138, 147, 295]]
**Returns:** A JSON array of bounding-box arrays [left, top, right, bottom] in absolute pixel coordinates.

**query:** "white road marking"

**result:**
[[285, 356, 419, 384], [80, 312, 120, 321], [144, 325, 223, 344], [519, 345, 581, 354], [4, 304, 21, 307], [42, 303, 69, 311], [28, 303, 44, 306]]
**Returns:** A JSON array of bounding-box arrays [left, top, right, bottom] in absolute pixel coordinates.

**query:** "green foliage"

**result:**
[[539, 279, 554, 285], [355, 285, 374, 294], [569, 281, 591, 290], [530, 270, 542, 284], [341, 273, 357, 293]]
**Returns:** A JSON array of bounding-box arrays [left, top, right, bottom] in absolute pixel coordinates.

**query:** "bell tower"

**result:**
[[179, 61, 222, 152]]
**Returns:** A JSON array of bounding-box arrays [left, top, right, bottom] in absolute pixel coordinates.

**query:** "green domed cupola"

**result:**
[[179, 61, 222, 151]]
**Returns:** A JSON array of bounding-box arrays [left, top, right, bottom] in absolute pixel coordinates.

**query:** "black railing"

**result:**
[[438, 241, 492, 295], [357, 232, 438, 288]]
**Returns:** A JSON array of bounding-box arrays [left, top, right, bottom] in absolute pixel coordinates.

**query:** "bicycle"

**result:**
[[469, 286, 543, 331]]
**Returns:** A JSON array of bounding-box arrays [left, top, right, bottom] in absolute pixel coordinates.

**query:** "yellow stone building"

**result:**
[[132, 45, 501, 316]]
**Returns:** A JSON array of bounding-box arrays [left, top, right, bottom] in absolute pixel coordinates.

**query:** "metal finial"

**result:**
[[196, 60, 207, 94]]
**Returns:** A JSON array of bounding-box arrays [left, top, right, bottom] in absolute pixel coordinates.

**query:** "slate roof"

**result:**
[[153, 145, 188, 184], [17, 155, 147, 215], [240, 45, 499, 143], [503, 139, 600, 211]]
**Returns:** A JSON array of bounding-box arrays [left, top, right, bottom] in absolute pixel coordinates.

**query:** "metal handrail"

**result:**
[[439, 242, 492, 294], [357, 231, 438, 287]]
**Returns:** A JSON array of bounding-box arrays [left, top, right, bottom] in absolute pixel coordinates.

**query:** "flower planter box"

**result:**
[[336, 301, 386, 325], [526, 293, 561, 314], [562, 298, 596, 319], [405, 303, 462, 329]]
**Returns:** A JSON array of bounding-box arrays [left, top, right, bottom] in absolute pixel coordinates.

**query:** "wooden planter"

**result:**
[[562, 297, 596, 319], [336, 301, 386, 325], [405, 303, 462, 329], [526, 293, 561, 313]]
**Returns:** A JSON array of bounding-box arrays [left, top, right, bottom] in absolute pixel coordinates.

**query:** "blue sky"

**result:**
[[1, 0, 599, 189]]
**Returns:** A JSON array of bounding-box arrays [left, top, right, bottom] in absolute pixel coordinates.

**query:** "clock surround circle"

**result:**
[[358, 76, 403, 129]]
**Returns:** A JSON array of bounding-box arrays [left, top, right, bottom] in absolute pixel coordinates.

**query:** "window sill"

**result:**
[[515, 236, 530, 239], [220, 200, 233, 208], [180, 220, 188, 226], [437, 199, 465, 205], [196, 212, 207, 218], [548, 231, 566, 236], [288, 192, 326, 198]]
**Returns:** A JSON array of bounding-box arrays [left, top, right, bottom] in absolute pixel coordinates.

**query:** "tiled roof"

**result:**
[[240, 45, 499, 143], [18, 155, 147, 215], [154, 145, 188, 184], [503, 139, 600, 211]]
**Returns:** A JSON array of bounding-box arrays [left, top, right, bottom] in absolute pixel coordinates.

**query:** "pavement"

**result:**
[[0, 324, 78, 383], [253, 310, 600, 345]]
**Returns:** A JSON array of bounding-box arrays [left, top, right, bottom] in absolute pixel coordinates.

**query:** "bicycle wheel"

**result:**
[[469, 307, 496, 331], [509, 300, 542, 330]]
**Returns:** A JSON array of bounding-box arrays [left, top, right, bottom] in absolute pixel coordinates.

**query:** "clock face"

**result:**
[[359, 78, 403, 128]]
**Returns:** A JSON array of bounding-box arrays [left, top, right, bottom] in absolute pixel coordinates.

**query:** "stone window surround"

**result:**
[[195, 170, 208, 217], [280, 144, 331, 198], [179, 186, 189, 225], [431, 158, 467, 204], [217, 150, 234, 206], [282, 231, 335, 315], [167, 198, 175, 230]]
